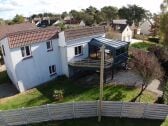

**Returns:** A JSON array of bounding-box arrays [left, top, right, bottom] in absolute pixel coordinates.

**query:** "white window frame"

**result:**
[[46, 41, 53, 51], [49, 65, 56, 75], [21, 45, 31, 58], [74, 45, 83, 56]]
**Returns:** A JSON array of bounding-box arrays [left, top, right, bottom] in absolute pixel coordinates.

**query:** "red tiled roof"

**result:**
[[0, 22, 37, 40], [64, 26, 105, 41], [7, 27, 59, 48]]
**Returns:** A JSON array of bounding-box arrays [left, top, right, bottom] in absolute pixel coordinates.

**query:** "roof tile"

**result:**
[[8, 27, 59, 48]]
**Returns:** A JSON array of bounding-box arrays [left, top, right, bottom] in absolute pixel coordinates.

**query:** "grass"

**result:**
[[0, 77, 157, 110], [0, 70, 10, 84], [130, 42, 156, 51], [29, 117, 164, 126]]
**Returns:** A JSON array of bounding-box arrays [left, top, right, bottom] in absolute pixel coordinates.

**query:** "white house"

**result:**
[[0, 24, 129, 92], [139, 19, 154, 35], [111, 21, 132, 42], [0, 25, 105, 92]]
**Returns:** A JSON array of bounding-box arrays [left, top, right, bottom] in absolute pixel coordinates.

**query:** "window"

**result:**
[[75, 46, 83, 56], [49, 65, 56, 75], [21, 46, 31, 58], [46, 41, 53, 51], [1, 45, 5, 56]]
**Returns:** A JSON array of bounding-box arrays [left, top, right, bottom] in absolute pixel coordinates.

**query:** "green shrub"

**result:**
[[53, 89, 64, 101], [148, 37, 160, 43], [131, 42, 155, 51]]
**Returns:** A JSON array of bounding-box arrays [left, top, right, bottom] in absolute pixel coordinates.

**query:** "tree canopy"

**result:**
[[12, 14, 25, 24], [118, 5, 146, 25], [101, 6, 118, 22], [160, 0, 168, 46]]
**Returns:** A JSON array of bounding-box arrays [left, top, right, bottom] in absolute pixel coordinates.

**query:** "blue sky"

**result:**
[[0, 0, 163, 19]]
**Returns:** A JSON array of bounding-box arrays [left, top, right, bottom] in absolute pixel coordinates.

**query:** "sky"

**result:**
[[0, 0, 163, 20]]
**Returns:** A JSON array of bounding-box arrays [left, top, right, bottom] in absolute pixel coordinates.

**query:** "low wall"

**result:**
[[0, 101, 168, 126]]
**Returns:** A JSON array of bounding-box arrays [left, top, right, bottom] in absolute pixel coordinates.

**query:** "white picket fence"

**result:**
[[0, 101, 168, 126]]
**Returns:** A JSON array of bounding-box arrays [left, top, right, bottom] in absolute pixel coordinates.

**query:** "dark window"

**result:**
[[49, 65, 56, 75], [75, 46, 83, 56], [20, 46, 31, 58], [46, 41, 53, 51], [1, 45, 5, 56], [21, 47, 25, 57]]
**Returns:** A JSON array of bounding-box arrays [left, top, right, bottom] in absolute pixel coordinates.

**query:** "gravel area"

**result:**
[[111, 70, 143, 87]]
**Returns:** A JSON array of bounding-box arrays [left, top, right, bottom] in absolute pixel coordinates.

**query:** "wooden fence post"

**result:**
[[73, 101, 76, 119], [22, 107, 28, 125], [142, 103, 148, 119], [120, 101, 124, 118], [0, 111, 8, 126], [46, 104, 52, 121]]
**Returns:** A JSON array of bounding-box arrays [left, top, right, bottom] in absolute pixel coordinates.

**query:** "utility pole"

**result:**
[[98, 45, 105, 122]]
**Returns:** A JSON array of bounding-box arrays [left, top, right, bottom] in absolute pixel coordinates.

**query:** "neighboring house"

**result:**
[[111, 19, 132, 42], [0, 26, 129, 92], [64, 16, 79, 24], [130, 21, 141, 35], [139, 19, 154, 35], [32, 17, 59, 28], [79, 20, 85, 27]]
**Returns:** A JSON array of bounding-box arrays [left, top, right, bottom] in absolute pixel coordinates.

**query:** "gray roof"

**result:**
[[90, 37, 128, 49], [113, 19, 127, 25]]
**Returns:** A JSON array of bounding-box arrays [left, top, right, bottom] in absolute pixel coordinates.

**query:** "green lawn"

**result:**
[[0, 77, 157, 110], [30, 117, 164, 126], [130, 42, 156, 51], [0, 70, 10, 84]]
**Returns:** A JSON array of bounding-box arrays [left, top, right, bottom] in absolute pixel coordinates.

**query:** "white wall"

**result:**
[[10, 39, 63, 92], [0, 38, 18, 89], [122, 26, 132, 42], [140, 21, 151, 35], [58, 32, 105, 77]]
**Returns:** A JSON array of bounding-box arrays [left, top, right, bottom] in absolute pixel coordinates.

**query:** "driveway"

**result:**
[[111, 70, 143, 87], [0, 83, 18, 99]]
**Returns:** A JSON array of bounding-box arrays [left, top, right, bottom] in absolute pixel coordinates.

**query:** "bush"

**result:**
[[130, 48, 164, 85], [131, 42, 155, 51], [148, 37, 160, 43], [53, 90, 64, 101]]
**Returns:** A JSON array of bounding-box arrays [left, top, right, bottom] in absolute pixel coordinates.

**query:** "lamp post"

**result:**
[[98, 45, 105, 122]]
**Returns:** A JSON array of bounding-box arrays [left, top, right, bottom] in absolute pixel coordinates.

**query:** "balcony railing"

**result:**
[[68, 58, 113, 69]]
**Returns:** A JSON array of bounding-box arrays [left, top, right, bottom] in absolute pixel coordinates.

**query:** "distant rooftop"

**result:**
[[0, 22, 37, 40], [7, 27, 59, 48], [113, 19, 127, 25], [64, 26, 105, 41]]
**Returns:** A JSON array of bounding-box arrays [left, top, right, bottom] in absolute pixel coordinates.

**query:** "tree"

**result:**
[[161, 0, 168, 13], [12, 14, 25, 24], [83, 13, 95, 26], [160, 0, 168, 46], [101, 6, 118, 23], [118, 5, 146, 26], [95, 11, 104, 24], [150, 14, 160, 36], [69, 10, 83, 21], [130, 49, 164, 87], [61, 11, 68, 19]]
